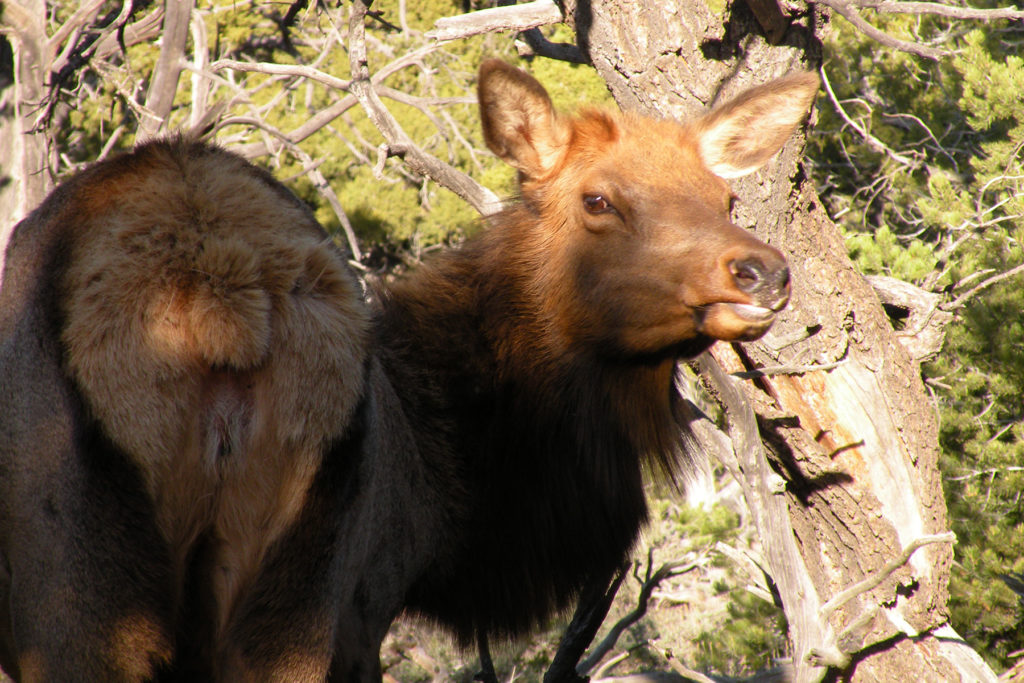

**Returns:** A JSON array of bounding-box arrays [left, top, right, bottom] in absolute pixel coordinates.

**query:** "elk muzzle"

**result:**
[[697, 245, 791, 342], [730, 255, 791, 310]]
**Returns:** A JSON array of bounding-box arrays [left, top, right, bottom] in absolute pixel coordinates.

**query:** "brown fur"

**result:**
[[0, 61, 817, 681]]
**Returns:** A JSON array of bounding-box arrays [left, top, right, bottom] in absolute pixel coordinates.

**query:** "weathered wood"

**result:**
[[136, 0, 194, 140], [0, 0, 53, 241], [865, 274, 952, 361], [425, 0, 562, 41]]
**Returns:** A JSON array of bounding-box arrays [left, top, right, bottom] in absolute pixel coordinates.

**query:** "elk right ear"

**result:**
[[478, 59, 569, 178], [695, 71, 820, 179]]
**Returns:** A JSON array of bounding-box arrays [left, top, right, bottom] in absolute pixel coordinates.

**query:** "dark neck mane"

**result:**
[[376, 208, 697, 642]]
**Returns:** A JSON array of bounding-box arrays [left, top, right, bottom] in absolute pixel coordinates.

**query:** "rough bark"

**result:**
[[0, 0, 54, 260], [570, 1, 995, 681]]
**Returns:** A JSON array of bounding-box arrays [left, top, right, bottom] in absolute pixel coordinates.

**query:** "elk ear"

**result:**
[[695, 71, 820, 179], [478, 59, 569, 178]]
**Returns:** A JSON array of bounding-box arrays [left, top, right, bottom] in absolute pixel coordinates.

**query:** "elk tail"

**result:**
[[154, 236, 274, 370]]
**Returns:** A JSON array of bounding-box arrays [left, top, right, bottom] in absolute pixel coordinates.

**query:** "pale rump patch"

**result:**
[[58, 140, 370, 633]]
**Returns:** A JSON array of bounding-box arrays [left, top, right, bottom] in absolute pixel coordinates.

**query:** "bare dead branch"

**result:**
[[806, 533, 958, 667], [439, 108, 490, 174], [944, 262, 1024, 311], [425, 0, 563, 42], [210, 27, 466, 161], [816, 0, 948, 60], [998, 656, 1024, 683], [820, 66, 920, 168], [515, 28, 589, 64], [397, 0, 413, 35], [210, 58, 353, 91], [94, 6, 164, 60], [693, 352, 834, 681], [715, 542, 777, 605], [48, 0, 107, 74], [349, 0, 502, 216], [138, 0, 194, 141], [228, 95, 361, 159], [835, 605, 880, 645], [378, 86, 475, 109], [818, 532, 956, 621], [947, 466, 1024, 481], [189, 10, 212, 133], [850, 0, 1024, 22], [373, 42, 460, 82], [96, 125, 127, 162], [475, 628, 499, 683], [91, 58, 163, 133], [578, 553, 704, 678], [865, 275, 953, 361], [34, 0, 141, 130], [590, 651, 633, 680], [661, 650, 718, 683], [289, 147, 364, 262], [730, 358, 847, 380], [281, 0, 310, 30]]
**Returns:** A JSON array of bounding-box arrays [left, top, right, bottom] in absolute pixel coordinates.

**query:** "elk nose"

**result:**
[[729, 257, 791, 310]]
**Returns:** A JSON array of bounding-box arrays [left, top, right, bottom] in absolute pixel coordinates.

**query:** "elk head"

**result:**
[[477, 60, 819, 360]]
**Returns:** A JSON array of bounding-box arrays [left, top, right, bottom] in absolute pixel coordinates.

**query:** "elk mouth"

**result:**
[[696, 301, 779, 342], [722, 302, 775, 323]]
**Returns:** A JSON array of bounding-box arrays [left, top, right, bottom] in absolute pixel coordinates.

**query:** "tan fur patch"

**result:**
[[220, 644, 326, 683], [58, 139, 370, 630], [105, 612, 174, 679]]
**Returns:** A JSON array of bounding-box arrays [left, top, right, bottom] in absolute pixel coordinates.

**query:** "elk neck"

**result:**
[[377, 204, 694, 483], [375, 205, 697, 641]]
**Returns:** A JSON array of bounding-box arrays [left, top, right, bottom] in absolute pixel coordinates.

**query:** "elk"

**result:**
[[0, 60, 817, 681]]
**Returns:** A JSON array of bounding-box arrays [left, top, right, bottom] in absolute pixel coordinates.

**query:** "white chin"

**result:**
[[695, 302, 778, 342], [725, 302, 774, 323]]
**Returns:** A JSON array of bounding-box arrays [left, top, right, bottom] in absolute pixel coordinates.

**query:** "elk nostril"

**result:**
[[729, 258, 765, 292], [775, 265, 791, 292]]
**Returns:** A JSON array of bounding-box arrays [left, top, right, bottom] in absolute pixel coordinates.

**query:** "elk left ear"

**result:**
[[478, 58, 569, 178], [695, 71, 820, 179]]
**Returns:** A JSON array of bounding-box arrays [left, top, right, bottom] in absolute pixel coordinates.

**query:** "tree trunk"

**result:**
[[0, 0, 53, 262], [571, 1, 996, 681]]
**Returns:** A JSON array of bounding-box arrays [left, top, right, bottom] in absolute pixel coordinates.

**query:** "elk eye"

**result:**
[[583, 193, 615, 215]]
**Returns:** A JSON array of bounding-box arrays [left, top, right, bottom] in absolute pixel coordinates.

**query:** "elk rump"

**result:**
[[0, 141, 433, 682]]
